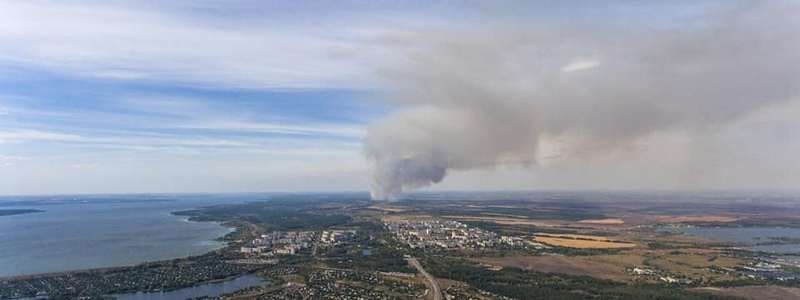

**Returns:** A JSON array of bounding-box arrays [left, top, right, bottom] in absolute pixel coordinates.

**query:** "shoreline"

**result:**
[[0, 209, 238, 281], [109, 271, 266, 296]]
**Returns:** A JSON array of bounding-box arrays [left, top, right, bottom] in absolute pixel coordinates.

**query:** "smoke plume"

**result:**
[[364, 2, 800, 200]]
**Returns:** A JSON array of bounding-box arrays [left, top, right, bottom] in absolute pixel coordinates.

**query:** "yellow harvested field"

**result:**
[[655, 215, 739, 223], [578, 218, 625, 225], [534, 234, 637, 249], [381, 214, 434, 222], [536, 233, 614, 241], [442, 215, 559, 227], [479, 213, 534, 219], [368, 206, 407, 212], [535, 236, 636, 248]]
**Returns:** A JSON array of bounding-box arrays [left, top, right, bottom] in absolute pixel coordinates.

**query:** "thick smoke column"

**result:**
[[364, 2, 800, 200]]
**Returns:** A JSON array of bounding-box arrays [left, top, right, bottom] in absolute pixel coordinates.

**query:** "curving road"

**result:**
[[407, 257, 442, 300]]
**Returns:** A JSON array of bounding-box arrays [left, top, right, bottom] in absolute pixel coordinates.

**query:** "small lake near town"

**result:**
[[679, 226, 800, 254]]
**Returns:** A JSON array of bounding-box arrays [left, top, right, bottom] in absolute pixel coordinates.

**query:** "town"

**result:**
[[240, 230, 357, 256], [4, 194, 800, 300], [385, 219, 539, 250]]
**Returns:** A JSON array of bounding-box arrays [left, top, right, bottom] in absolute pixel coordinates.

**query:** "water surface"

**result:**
[[679, 226, 800, 254], [114, 274, 266, 300], [0, 194, 258, 277]]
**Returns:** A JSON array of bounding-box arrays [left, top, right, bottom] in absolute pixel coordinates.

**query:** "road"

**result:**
[[407, 257, 442, 300]]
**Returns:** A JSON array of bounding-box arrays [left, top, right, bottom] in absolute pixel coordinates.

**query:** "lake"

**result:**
[[0, 194, 269, 277], [114, 274, 266, 300], [678, 226, 800, 254]]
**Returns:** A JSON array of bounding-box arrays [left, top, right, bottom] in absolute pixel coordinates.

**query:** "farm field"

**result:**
[[578, 218, 626, 225], [533, 233, 638, 249], [442, 215, 560, 227]]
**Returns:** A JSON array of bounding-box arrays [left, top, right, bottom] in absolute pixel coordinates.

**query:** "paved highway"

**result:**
[[407, 257, 442, 300]]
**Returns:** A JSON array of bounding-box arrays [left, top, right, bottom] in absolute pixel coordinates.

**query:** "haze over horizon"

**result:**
[[1, 1, 799, 196]]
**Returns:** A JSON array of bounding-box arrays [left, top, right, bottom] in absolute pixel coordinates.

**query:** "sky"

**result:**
[[1, 1, 798, 195]]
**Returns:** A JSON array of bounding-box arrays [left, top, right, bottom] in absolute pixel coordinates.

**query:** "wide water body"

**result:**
[[0, 194, 257, 277]]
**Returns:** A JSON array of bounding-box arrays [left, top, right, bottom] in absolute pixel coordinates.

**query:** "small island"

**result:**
[[0, 209, 45, 217]]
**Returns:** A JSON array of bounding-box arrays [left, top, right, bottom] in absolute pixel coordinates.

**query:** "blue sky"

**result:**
[[0, 68, 386, 194], [2, 0, 798, 195], [0, 0, 410, 194]]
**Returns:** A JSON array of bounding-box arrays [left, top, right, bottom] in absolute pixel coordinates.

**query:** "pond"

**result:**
[[113, 274, 266, 300], [673, 226, 800, 254]]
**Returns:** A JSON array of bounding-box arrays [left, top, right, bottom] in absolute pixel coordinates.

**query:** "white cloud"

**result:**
[[0, 128, 360, 158], [0, 155, 28, 167], [0, 1, 392, 89], [561, 59, 600, 72], [0, 129, 86, 143], [2, 1, 799, 194], [180, 121, 365, 138]]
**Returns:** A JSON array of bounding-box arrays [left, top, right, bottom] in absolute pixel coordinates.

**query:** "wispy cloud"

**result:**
[[561, 59, 600, 72], [0, 155, 28, 167], [2, 1, 798, 194], [0, 129, 85, 143], [0, 1, 390, 89], [0, 128, 358, 151], [179, 121, 365, 138]]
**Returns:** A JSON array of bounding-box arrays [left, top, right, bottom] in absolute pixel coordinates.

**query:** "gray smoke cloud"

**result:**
[[364, 2, 800, 200]]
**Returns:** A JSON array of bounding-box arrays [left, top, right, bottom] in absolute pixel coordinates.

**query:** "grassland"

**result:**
[[644, 252, 744, 282], [424, 256, 738, 300], [472, 254, 637, 282]]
